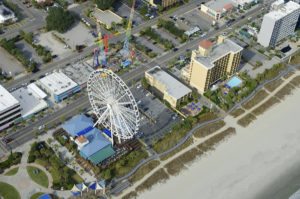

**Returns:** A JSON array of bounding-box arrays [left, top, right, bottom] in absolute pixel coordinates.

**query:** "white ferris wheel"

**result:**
[[87, 69, 140, 144]]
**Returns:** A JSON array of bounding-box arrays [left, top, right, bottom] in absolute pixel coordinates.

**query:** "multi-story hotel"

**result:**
[[257, 0, 300, 47], [187, 35, 243, 94], [0, 85, 21, 131], [145, 66, 192, 108]]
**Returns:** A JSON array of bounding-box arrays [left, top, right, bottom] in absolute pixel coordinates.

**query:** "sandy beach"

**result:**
[[138, 88, 300, 199]]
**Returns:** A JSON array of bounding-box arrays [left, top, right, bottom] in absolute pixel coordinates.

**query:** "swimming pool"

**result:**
[[226, 76, 243, 88]]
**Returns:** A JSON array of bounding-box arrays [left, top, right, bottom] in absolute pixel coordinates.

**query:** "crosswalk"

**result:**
[[4, 19, 28, 31]]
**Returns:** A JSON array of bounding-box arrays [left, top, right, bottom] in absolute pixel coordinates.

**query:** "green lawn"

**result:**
[[27, 166, 49, 188], [4, 167, 19, 176], [30, 192, 44, 199], [0, 182, 21, 199]]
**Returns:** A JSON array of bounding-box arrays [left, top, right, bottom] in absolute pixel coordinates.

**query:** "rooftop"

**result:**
[[194, 39, 243, 68], [146, 66, 192, 100], [79, 128, 112, 158], [63, 62, 94, 86], [39, 71, 79, 96], [0, 84, 19, 113], [267, 0, 300, 20], [11, 86, 48, 118], [199, 40, 213, 49], [92, 8, 122, 27], [0, 4, 15, 22], [76, 135, 88, 144], [204, 0, 234, 12], [62, 114, 94, 137]]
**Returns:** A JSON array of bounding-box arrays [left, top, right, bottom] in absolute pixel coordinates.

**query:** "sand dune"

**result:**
[[138, 89, 300, 199]]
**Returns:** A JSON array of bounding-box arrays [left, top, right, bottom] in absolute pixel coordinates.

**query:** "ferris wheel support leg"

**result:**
[[93, 108, 109, 128]]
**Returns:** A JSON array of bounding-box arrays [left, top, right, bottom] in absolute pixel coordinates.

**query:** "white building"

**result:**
[[0, 4, 17, 24], [38, 71, 81, 103], [257, 0, 300, 47], [11, 83, 48, 119], [0, 85, 21, 130]]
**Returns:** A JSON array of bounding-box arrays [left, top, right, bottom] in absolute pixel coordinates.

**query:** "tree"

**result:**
[[46, 7, 77, 33], [94, 0, 115, 10], [141, 77, 149, 90]]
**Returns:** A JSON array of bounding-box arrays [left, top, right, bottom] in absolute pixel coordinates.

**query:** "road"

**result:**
[[2, 0, 204, 90], [2, 5, 266, 151]]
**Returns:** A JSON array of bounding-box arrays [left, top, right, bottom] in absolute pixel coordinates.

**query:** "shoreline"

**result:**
[[136, 84, 300, 199]]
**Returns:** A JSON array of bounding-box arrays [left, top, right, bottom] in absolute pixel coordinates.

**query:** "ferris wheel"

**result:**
[[87, 69, 140, 144]]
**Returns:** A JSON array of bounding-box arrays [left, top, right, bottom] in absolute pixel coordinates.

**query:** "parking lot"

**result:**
[[131, 84, 180, 145], [0, 47, 25, 76], [176, 8, 212, 32], [36, 31, 72, 59], [135, 35, 165, 54], [57, 22, 95, 49], [113, 1, 144, 27]]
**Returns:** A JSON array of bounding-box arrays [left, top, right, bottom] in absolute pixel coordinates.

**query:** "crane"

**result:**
[[120, 0, 136, 67], [93, 23, 107, 68]]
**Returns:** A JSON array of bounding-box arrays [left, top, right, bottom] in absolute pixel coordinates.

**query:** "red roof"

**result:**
[[199, 40, 213, 49], [224, 3, 233, 10], [76, 135, 88, 144]]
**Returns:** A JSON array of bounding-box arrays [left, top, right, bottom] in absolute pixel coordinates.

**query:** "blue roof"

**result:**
[[38, 194, 52, 199], [62, 114, 94, 137], [89, 182, 97, 190], [103, 128, 112, 138], [79, 128, 111, 158]]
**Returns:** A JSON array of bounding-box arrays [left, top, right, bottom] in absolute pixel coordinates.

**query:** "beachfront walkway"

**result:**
[[118, 69, 300, 198]]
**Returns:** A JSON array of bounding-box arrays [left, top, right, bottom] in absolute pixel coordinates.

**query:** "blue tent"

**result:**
[[38, 194, 52, 199]]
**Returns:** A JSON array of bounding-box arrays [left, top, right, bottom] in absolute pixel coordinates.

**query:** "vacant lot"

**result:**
[[242, 90, 268, 110], [0, 47, 25, 76], [237, 113, 257, 127], [252, 97, 280, 116]]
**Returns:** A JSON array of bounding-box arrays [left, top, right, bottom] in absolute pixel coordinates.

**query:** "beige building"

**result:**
[[92, 9, 122, 29], [145, 66, 192, 108], [200, 0, 234, 20], [187, 35, 243, 94], [148, 0, 180, 8]]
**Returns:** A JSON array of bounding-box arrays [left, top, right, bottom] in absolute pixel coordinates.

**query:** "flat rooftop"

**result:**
[[194, 39, 243, 68], [146, 66, 192, 100], [204, 0, 234, 12], [63, 62, 94, 86], [0, 84, 19, 113], [267, 0, 300, 20], [39, 71, 79, 96], [11, 87, 48, 118], [92, 9, 122, 26], [231, 0, 257, 6]]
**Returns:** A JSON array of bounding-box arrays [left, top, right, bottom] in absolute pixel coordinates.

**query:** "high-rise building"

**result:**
[[187, 35, 243, 94], [257, 0, 300, 48], [0, 85, 21, 131], [148, 0, 180, 8]]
